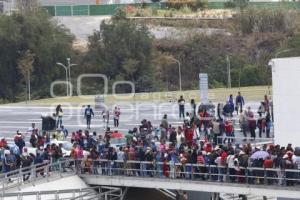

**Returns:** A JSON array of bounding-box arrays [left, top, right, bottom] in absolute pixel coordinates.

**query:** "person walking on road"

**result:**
[[178, 95, 185, 119], [113, 106, 121, 127], [84, 105, 94, 129], [235, 92, 245, 115], [55, 104, 63, 128]]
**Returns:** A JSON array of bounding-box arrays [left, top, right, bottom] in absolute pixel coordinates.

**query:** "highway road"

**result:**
[[0, 101, 272, 145]]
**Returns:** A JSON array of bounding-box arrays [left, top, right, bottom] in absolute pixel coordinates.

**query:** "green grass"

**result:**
[[9, 86, 271, 107]]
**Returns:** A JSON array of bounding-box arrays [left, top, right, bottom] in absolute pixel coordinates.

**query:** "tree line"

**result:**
[[0, 6, 299, 102]]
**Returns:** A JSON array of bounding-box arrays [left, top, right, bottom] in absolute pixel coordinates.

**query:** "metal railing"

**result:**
[[76, 159, 300, 188], [1, 158, 299, 197], [1, 186, 122, 200], [0, 159, 76, 196], [216, 136, 274, 146]]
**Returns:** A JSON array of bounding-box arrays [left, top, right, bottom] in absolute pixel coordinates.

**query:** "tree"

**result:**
[[86, 11, 154, 92], [17, 50, 34, 101], [16, 0, 40, 13], [0, 10, 74, 102]]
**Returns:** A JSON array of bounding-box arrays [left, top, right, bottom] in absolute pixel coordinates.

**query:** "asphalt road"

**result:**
[[0, 101, 272, 145]]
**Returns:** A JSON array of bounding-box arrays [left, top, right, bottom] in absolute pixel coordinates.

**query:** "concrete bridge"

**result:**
[[1, 159, 299, 199]]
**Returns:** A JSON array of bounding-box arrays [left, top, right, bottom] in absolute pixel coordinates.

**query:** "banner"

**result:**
[[199, 73, 208, 103]]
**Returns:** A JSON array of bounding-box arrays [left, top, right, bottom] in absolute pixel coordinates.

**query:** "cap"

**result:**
[[4, 150, 10, 155]]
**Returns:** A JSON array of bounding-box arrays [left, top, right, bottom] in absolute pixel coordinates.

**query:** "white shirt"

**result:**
[[292, 155, 300, 169], [227, 155, 235, 168]]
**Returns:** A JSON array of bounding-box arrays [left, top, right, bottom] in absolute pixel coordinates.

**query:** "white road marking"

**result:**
[[0, 125, 29, 129], [0, 121, 41, 124]]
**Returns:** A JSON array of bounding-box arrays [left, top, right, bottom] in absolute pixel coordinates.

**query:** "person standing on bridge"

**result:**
[[84, 105, 94, 129]]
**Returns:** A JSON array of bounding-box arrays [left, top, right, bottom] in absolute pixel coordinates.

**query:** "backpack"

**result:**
[[21, 156, 32, 167], [86, 108, 91, 116]]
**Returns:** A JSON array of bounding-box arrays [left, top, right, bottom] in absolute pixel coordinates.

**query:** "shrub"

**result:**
[[166, 0, 196, 10], [180, 5, 192, 14], [224, 0, 236, 8], [235, 7, 298, 34], [195, 0, 208, 11], [125, 5, 136, 15], [233, 0, 249, 10]]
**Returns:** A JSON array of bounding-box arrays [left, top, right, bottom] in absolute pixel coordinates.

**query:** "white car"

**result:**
[[26, 140, 90, 158], [109, 138, 126, 150]]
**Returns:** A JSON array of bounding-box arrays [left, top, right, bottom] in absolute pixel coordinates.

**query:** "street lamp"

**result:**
[[56, 58, 77, 96], [226, 55, 231, 89], [67, 58, 77, 95], [169, 57, 182, 92], [56, 62, 69, 96]]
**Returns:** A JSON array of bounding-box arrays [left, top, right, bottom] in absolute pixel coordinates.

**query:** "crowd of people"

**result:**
[[0, 93, 299, 188]]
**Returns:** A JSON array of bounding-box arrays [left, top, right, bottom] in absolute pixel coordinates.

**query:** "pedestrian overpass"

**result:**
[[1, 160, 299, 199], [80, 174, 299, 199]]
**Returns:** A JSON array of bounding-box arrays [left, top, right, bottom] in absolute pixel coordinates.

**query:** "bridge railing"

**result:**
[[0, 159, 76, 195], [1, 186, 122, 200], [1, 158, 299, 194], [76, 159, 300, 187]]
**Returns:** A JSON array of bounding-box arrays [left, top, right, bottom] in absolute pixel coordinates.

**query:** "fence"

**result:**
[[1, 186, 122, 200], [44, 3, 165, 16], [0, 159, 123, 199], [1, 158, 299, 197], [42, 2, 300, 16], [77, 159, 300, 188]]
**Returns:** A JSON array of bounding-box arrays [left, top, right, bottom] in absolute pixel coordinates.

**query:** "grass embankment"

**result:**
[[10, 86, 271, 107]]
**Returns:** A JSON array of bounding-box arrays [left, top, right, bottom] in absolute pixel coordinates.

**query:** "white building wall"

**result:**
[[270, 57, 300, 146]]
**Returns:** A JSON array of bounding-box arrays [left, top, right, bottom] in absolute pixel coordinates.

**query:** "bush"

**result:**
[[233, 0, 249, 10], [180, 5, 192, 14], [235, 7, 298, 34], [195, 0, 208, 11], [224, 0, 236, 8], [166, 0, 196, 10], [125, 5, 136, 15]]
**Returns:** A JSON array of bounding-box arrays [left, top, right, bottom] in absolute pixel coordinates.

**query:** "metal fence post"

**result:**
[[208, 165, 212, 181], [191, 164, 194, 180], [46, 164, 49, 182], [226, 166, 229, 182], [59, 160, 62, 178], [284, 170, 287, 186], [55, 191, 59, 200], [264, 169, 267, 185], [18, 167, 22, 190]]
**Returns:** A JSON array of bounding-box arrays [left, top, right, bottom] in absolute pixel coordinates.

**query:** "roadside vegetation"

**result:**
[[0, 0, 300, 103]]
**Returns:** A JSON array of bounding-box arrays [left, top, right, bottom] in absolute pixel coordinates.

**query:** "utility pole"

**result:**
[[227, 55, 231, 89], [169, 57, 182, 91], [57, 58, 77, 96], [28, 70, 31, 101], [67, 57, 76, 96]]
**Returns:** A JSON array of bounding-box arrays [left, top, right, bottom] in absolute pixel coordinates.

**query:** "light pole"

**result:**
[[56, 62, 69, 96], [67, 57, 77, 95], [28, 70, 31, 102], [57, 58, 77, 96], [275, 49, 293, 58], [226, 55, 231, 89], [170, 57, 182, 91], [238, 65, 241, 91]]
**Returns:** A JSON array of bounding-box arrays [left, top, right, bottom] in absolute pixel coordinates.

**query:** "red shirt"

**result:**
[[264, 159, 273, 168], [185, 128, 194, 142]]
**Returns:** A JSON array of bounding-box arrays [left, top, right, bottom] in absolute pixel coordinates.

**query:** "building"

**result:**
[[269, 57, 300, 146]]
